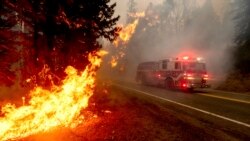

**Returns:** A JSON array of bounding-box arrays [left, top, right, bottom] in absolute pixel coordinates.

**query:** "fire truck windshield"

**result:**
[[183, 62, 206, 72]]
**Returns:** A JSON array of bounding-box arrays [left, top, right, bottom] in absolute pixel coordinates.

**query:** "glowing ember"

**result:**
[[0, 50, 107, 141], [110, 56, 118, 68]]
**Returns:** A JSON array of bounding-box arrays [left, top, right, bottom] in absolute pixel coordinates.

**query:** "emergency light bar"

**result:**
[[175, 56, 203, 62]]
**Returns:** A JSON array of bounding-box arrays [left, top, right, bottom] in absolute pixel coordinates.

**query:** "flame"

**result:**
[[110, 56, 118, 68], [117, 19, 139, 44], [109, 19, 139, 68], [0, 50, 107, 141]]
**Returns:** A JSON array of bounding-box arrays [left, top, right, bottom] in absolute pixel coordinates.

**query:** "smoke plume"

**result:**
[[101, 0, 236, 87]]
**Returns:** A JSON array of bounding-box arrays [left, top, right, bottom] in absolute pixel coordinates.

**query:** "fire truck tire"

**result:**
[[187, 87, 194, 92], [165, 78, 174, 89]]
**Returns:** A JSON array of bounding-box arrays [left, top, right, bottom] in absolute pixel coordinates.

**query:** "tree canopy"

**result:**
[[234, 0, 250, 74], [0, 0, 120, 87]]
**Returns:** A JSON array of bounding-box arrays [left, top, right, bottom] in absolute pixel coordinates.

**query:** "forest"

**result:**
[[1, 0, 250, 91]]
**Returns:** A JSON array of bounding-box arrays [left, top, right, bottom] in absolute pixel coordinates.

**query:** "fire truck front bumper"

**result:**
[[187, 83, 211, 89], [183, 77, 211, 89]]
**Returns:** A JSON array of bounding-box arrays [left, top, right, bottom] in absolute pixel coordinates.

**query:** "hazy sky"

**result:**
[[112, 0, 231, 24], [108, 0, 234, 78], [113, 0, 164, 23]]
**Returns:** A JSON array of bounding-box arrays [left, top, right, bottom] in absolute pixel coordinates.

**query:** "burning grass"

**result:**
[[0, 51, 107, 140], [16, 82, 249, 141]]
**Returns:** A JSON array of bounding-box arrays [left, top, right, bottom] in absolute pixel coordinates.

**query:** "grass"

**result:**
[[217, 72, 250, 93], [23, 82, 249, 141]]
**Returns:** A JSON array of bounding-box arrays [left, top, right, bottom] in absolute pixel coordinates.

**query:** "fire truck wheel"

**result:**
[[187, 87, 194, 92], [165, 78, 174, 89]]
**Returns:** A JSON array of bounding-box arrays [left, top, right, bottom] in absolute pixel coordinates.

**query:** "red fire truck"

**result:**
[[136, 56, 210, 91]]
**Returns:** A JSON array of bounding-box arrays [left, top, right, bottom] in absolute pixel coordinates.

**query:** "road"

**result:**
[[112, 81, 250, 136]]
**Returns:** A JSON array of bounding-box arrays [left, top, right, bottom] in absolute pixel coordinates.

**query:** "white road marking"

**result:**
[[205, 89, 250, 97], [114, 84, 250, 128], [199, 93, 250, 104]]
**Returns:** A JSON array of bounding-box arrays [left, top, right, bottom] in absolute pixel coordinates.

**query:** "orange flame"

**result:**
[[110, 56, 118, 68], [117, 19, 139, 44], [110, 19, 139, 68], [0, 50, 107, 141]]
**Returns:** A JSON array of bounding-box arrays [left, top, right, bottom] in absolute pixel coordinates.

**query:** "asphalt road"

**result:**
[[112, 81, 250, 131]]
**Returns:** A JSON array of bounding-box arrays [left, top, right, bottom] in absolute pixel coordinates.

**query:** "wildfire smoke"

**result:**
[[127, 12, 145, 18]]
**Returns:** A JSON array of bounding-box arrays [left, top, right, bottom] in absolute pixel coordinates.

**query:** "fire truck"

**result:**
[[136, 56, 210, 90]]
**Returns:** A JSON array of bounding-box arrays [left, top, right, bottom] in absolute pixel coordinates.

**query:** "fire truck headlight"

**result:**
[[184, 73, 194, 80], [203, 74, 208, 80], [197, 57, 202, 61], [187, 76, 194, 80]]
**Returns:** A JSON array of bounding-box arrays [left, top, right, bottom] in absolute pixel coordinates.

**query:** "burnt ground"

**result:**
[[22, 83, 249, 141]]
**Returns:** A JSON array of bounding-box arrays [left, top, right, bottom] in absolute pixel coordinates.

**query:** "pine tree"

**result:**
[[0, 0, 120, 87], [0, 0, 21, 86], [234, 0, 250, 74], [127, 0, 137, 23]]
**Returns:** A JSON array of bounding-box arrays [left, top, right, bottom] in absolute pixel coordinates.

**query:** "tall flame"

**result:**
[[110, 19, 140, 68], [116, 19, 139, 44], [0, 50, 107, 141]]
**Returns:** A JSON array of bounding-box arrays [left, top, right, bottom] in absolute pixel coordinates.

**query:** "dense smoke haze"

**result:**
[[102, 0, 236, 86], [113, 0, 164, 24]]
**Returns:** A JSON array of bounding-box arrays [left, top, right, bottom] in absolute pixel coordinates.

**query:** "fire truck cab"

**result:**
[[136, 56, 210, 90]]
